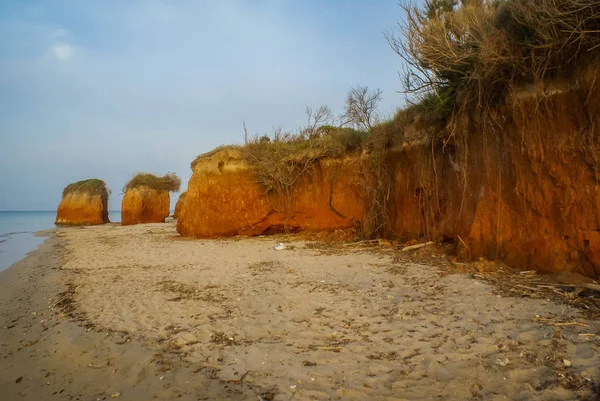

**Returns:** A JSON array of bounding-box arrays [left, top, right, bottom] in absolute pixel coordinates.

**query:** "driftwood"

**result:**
[[401, 241, 435, 252], [469, 267, 600, 320], [537, 283, 600, 296], [342, 239, 380, 247]]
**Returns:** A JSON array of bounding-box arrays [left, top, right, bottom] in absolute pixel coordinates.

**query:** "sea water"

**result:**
[[0, 211, 122, 272]]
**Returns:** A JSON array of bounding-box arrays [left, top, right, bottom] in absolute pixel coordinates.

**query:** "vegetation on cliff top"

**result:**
[[387, 0, 600, 119], [124, 173, 181, 193], [242, 126, 368, 195], [188, 0, 600, 238], [62, 179, 109, 199]]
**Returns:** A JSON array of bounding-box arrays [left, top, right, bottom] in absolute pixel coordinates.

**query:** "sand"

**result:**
[[1, 222, 600, 400]]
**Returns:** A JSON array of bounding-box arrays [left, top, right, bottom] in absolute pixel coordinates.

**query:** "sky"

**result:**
[[0, 0, 409, 211]]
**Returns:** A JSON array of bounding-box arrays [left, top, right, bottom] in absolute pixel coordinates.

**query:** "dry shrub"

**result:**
[[242, 127, 367, 196], [359, 130, 394, 239], [124, 172, 181, 193], [358, 108, 428, 239], [381, 0, 600, 244], [388, 0, 600, 120], [62, 179, 109, 199]]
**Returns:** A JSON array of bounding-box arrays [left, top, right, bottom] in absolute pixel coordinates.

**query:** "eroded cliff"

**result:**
[[174, 192, 186, 220], [177, 68, 600, 278], [387, 67, 600, 277], [121, 187, 170, 225], [177, 148, 363, 237], [56, 179, 109, 225]]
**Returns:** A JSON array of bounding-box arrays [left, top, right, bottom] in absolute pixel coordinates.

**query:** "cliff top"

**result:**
[[124, 173, 181, 193], [191, 127, 367, 168], [62, 179, 109, 199]]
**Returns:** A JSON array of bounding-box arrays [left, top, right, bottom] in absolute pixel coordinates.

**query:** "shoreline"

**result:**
[[0, 231, 51, 273], [1, 223, 600, 400]]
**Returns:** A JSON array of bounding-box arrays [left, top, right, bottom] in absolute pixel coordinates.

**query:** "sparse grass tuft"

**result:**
[[189, 127, 368, 196], [123, 172, 181, 193], [241, 126, 366, 195], [62, 179, 109, 199]]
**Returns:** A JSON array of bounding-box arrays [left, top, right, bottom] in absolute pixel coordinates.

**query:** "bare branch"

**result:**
[[303, 105, 333, 138], [242, 120, 249, 144], [342, 86, 383, 132]]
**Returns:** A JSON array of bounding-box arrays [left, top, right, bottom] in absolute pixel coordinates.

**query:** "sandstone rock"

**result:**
[[173, 191, 186, 220], [55, 179, 110, 226], [121, 186, 170, 225], [176, 67, 600, 278], [177, 148, 364, 238], [390, 67, 600, 278], [121, 173, 180, 226]]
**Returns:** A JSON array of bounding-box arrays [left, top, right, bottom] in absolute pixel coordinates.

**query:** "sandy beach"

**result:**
[[1, 223, 600, 400]]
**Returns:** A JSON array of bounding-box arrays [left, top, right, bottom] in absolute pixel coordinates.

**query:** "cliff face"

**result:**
[[388, 67, 600, 277], [177, 69, 600, 278], [174, 192, 186, 220], [121, 186, 170, 225], [56, 179, 109, 226], [56, 191, 109, 225], [177, 149, 363, 237]]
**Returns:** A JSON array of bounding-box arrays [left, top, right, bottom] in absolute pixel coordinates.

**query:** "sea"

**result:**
[[0, 211, 122, 272]]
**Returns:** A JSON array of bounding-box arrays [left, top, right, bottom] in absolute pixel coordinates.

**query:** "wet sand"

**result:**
[[1, 222, 600, 400]]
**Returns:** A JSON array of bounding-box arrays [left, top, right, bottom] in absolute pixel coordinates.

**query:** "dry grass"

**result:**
[[62, 179, 109, 199], [189, 127, 367, 198], [378, 0, 600, 244], [123, 172, 181, 193], [241, 129, 356, 196], [387, 0, 600, 119]]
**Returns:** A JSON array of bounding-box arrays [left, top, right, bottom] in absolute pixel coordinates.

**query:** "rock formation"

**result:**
[[121, 187, 170, 225], [386, 67, 600, 277], [56, 179, 110, 225], [177, 68, 600, 278], [121, 173, 181, 225], [176, 148, 363, 237], [174, 192, 186, 220]]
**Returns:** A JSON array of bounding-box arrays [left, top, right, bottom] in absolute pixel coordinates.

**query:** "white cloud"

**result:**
[[50, 43, 73, 61]]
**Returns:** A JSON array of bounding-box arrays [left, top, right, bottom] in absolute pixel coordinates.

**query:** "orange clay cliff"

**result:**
[[56, 179, 110, 225], [178, 67, 600, 279]]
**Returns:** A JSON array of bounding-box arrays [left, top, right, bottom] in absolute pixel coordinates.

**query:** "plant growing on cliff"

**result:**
[[386, 0, 600, 120], [301, 105, 333, 138], [63, 178, 110, 199], [341, 86, 383, 132], [242, 127, 343, 196], [337, 86, 393, 239], [123, 172, 181, 193]]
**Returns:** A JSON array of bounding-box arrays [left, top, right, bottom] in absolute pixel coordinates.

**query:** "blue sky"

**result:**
[[0, 0, 408, 211]]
